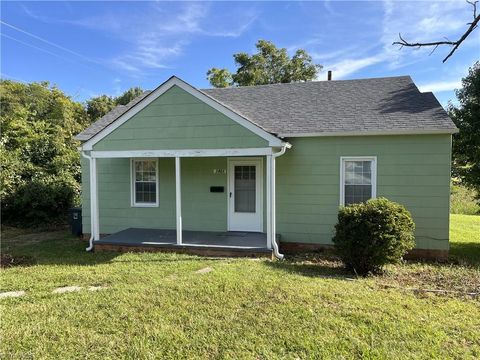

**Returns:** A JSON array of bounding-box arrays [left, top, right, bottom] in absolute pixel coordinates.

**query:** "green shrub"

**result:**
[[2, 175, 79, 227], [332, 198, 415, 275]]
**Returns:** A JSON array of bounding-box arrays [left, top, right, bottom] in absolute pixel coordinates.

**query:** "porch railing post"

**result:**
[[175, 156, 182, 245], [266, 155, 272, 249]]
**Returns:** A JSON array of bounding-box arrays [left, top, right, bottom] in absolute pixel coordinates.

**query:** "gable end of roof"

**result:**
[[77, 76, 284, 150]]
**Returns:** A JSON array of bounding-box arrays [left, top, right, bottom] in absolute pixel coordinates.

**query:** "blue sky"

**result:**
[[2, 1, 479, 106]]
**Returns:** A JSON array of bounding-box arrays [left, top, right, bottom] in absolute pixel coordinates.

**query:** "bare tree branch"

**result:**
[[392, 0, 480, 62]]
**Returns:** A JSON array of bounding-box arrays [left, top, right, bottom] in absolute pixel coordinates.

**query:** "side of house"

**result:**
[[276, 134, 451, 255]]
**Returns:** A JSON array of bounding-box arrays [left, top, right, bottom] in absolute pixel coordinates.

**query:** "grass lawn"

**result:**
[[1, 216, 479, 359]]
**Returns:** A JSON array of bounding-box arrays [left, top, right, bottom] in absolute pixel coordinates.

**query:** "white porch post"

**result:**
[[266, 155, 272, 249], [175, 156, 182, 244], [91, 157, 99, 241]]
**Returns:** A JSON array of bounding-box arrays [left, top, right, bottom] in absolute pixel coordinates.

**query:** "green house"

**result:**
[[75, 75, 457, 259]]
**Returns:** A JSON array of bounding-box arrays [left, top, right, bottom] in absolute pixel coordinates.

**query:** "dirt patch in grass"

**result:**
[[283, 252, 480, 298], [285, 252, 344, 268], [0, 253, 36, 268], [377, 262, 480, 298]]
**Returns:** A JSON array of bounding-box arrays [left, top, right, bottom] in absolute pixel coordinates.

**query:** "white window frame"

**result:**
[[131, 158, 159, 207], [340, 156, 377, 206]]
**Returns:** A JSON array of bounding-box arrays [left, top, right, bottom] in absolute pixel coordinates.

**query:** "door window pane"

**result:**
[[234, 165, 256, 213], [344, 160, 373, 205]]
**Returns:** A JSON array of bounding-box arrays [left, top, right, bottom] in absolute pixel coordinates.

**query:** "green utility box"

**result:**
[[69, 207, 82, 236]]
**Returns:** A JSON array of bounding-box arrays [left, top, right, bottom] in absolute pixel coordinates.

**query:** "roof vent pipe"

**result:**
[[327, 71, 332, 81]]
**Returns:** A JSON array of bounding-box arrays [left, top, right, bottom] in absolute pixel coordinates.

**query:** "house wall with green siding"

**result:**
[[276, 134, 452, 250], [92, 85, 268, 151], [82, 134, 451, 251]]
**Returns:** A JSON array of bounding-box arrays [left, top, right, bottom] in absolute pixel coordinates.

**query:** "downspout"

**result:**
[[81, 151, 94, 252], [271, 143, 290, 259]]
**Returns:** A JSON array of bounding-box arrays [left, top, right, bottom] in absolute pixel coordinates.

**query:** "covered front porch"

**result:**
[[78, 76, 292, 257], [83, 147, 287, 258]]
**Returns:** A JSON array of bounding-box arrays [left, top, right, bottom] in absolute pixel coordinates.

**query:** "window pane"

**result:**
[[235, 166, 255, 213], [344, 160, 373, 205], [144, 171, 156, 182], [134, 160, 157, 204], [363, 161, 371, 172]]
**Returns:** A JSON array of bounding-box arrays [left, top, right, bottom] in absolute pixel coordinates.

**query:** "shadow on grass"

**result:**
[[2, 236, 119, 267], [1, 230, 238, 267], [450, 242, 480, 267], [264, 254, 352, 279]]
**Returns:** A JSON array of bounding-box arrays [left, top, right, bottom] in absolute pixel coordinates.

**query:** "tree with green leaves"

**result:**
[[86, 95, 115, 122], [1, 80, 146, 226], [86, 86, 144, 121], [207, 40, 322, 88], [450, 62, 480, 200], [0, 80, 89, 225], [115, 86, 144, 105]]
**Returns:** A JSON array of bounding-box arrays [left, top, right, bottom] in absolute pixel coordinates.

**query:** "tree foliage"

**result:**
[[86, 95, 115, 122], [0, 80, 89, 226], [450, 62, 480, 199], [1, 80, 145, 226], [207, 40, 322, 88], [115, 86, 144, 105], [86, 86, 144, 121]]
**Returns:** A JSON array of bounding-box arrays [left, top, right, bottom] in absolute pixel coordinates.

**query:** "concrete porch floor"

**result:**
[[94, 228, 273, 256]]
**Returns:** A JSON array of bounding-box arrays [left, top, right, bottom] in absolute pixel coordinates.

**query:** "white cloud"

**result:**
[[313, 0, 475, 80], [418, 80, 461, 93], [324, 54, 388, 80], [21, 2, 258, 75], [381, 0, 471, 67]]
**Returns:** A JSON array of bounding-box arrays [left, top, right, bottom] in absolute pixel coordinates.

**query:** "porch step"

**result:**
[[94, 242, 273, 259]]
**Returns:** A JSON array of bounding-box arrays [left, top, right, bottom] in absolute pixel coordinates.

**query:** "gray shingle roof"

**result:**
[[202, 76, 456, 136], [75, 76, 456, 141]]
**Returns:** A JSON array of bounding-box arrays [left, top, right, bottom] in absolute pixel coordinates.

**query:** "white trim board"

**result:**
[[279, 129, 458, 138], [91, 148, 274, 158], [81, 76, 285, 150], [339, 156, 377, 206]]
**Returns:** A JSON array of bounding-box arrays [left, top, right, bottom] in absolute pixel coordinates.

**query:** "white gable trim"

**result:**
[[81, 76, 284, 150]]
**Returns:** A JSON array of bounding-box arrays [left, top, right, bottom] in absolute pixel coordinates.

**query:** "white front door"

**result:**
[[228, 158, 263, 232]]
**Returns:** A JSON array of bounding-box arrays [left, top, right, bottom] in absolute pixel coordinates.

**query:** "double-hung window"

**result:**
[[340, 157, 376, 206], [131, 159, 158, 207]]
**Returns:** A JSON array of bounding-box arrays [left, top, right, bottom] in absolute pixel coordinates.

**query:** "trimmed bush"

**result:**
[[332, 198, 415, 275], [2, 175, 79, 227]]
